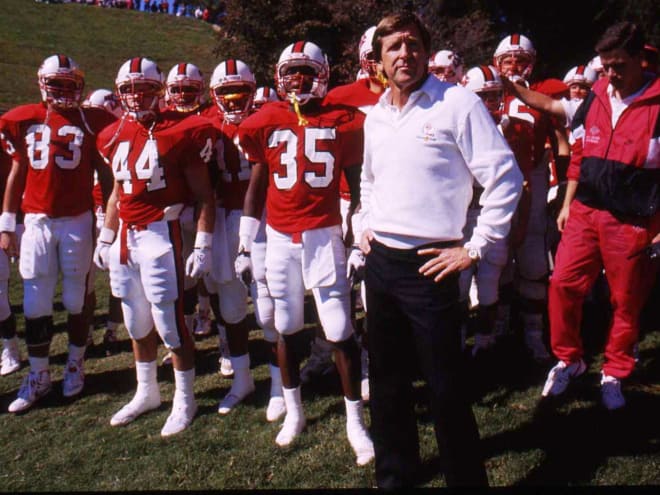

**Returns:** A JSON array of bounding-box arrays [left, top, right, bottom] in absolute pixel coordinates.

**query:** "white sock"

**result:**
[[269, 364, 283, 398], [68, 343, 86, 362], [29, 356, 49, 373], [173, 368, 195, 405], [135, 360, 158, 397], [282, 386, 303, 418], [230, 354, 252, 388], [344, 397, 364, 423]]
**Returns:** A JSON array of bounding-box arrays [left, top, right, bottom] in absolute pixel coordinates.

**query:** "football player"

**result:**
[[0, 134, 19, 376], [94, 57, 215, 437], [0, 55, 115, 412], [252, 86, 279, 111], [428, 49, 465, 84], [235, 41, 374, 465], [493, 34, 568, 363], [81, 88, 124, 354]]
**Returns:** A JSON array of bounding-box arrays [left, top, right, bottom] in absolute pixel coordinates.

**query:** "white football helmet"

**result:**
[[38, 54, 85, 109], [82, 88, 123, 118], [166, 62, 205, 112], [462, 65, 503, 117], [252, 86, 278, 110], [275, 41, 329, 104], [493, 34, 536, 79], [115, 57, 164, 121], [359, 26, 378, 78], [587, 55, 605, 77], [563, 65, 597, 88], [209, 59, 256, 124], [428, 50, 464, 83]]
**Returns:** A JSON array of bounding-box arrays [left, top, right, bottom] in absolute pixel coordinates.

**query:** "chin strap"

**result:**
[[288, 92, 309, 127], [376, 71, 389, 88]]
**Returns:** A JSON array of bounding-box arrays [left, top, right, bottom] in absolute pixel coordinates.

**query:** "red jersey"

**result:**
[[209, 118, 251, 210], [97, 112, 215, 225], [237, 101, 363, 234], [0, 146, 10, 211], [502, 95, 554, 180], [0, 103, 115, 217]]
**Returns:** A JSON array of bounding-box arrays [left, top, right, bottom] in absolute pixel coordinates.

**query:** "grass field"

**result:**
[[1, 0, 659, 490]]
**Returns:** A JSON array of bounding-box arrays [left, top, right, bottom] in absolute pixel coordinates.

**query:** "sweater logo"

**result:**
[[585, 125, 601, 144], [417, 123, 437, 142]]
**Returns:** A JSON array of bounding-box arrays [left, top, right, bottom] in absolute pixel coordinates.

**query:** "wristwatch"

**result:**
[[465, 245, 480, 262]]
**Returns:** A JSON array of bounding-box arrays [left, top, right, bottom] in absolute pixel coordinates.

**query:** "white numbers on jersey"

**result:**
[[268, 127, 336, 190], [507, 98, 536, 125], [0, 131, 16, 156], [216, 135, 251, 183], [200, 137, 213, 164], [24, 124, 84, 170], [112, 139, 166, 194]]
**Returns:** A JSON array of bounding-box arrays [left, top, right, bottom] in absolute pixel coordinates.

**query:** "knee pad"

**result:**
[[218, 279, 248, 324], [262, 327, 278, 343], [61, 274, 88, 314], [121, 297, 154, 342], [23, 279, 55, 319], [313, 287, 353, 343], [25, 316, 54, 346], [151, 301, 184, 349]]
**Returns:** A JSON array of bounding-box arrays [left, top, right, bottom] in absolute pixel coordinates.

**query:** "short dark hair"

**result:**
[[595, 21, 646, 57], [372, 11, 431, 63]]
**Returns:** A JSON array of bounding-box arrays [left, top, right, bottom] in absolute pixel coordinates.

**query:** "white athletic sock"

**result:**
[[29, 356, 49, 373], [173, 368, 195, 405], [269, 364, 283, 398], [135, 360, 158, 397], [68, 343, 86, 362]]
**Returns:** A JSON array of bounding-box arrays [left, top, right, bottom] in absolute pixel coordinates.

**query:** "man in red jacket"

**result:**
[[542, 22, 660, 410]]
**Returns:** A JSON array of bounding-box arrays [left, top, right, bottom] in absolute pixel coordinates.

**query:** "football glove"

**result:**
[[185, 247, 212, 278], [234, 250, 253, 288], [346, 248, 366, 281]]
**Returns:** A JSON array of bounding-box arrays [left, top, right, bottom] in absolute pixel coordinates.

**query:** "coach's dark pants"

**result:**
[[365, 240, 487, 488]]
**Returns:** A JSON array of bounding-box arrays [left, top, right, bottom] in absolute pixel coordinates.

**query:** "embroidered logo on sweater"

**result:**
[[417, 123, 437, 142]]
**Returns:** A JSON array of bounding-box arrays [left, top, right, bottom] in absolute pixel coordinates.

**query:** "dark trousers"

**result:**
[[365, 240, 488, 488]]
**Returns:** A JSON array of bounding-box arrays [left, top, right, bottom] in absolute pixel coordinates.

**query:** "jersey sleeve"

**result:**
[[337, 111, 365, 169], [187, 120, 216, 169], [0, 117, 22, 160]]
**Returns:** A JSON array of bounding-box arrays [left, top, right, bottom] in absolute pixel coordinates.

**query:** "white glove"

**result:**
[[93, 227, 115, 271], [185, 247, 212, 278], [234, 250, 253, 288], [346, 248, 366, 280]]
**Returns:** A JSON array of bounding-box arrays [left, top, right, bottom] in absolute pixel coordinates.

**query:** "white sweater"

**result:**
[[361, 75, 522, 255]]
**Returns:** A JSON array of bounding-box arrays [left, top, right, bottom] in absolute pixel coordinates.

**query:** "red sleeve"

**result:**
[[338, 112, 365, 169], [237, 121, 267, 164], [0, 117, 22, 160]]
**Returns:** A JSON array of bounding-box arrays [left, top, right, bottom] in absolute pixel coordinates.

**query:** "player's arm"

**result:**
[[93, 153, 115, 207], [343, 164, 361, 247], [184, 158, 215, 236], [0, 155, 27, 257], [93, 180, 120, 270], [103, 181, 121, 233], [501, 76, 566, 121]]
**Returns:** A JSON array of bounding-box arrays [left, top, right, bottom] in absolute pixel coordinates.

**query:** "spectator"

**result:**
[[360, 11, 522, 488]]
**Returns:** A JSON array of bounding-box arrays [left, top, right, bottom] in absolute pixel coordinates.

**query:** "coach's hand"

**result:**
[[418, 246, 475, 283], [234, 250, 253, 288], [186, 247, 212, 279]]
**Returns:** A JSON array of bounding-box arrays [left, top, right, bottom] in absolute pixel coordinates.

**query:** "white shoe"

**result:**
[[541, 359, 587, 397], [347, 420, 375, 466], [193, 309, 213, 336], [218, 344, 233, 377], [62, 359, 85, 397], [161, 400, 198, 437], [8, 370, 52, 413], [1, 340, 21, 376], [110, 393, 161, 426], [266, 396, 286, 422], [601, 373, 625, 410], [217, 376, 255, 415], [276, 412, 306, 447]]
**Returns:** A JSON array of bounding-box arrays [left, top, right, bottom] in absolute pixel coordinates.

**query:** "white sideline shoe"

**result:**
[[1, 339, 21, 376], [601, 373, 625, 410], [62, 359, 85, 398], [8, 370, 52, 413], [541, 359, 587, 397], [217, 325, 233, 377], [193, 309, 213, 336], [110, 393, 161, 426], [276, 386, 305, 447], [345, 397, 375, 466], [266, 396, 286, 422], [217, 376, 255, 415], [161, 400, 198, 437]]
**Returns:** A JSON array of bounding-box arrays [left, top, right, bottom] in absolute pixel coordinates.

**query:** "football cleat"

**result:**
[[62, 358, 85, 398], [541, 359, 587, 397], [8, 370, 52, 413], [217, 374, 255, 415], [193, 309, 213, 336], [1, 338, 21, 376], [161, 400, 198, 437], [110, 392, 161, 426]]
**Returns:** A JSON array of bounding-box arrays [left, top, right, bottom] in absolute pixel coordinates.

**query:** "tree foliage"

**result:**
[[212, 0, 660, 89]]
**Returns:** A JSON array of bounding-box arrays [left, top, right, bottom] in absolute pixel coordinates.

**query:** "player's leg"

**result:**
[[0, 248, 20, 376]]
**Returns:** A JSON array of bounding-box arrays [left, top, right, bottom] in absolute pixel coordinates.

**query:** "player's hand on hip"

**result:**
[[234, 251, 253, 288], [346, 248, 366, 280], [186, 247, 212, 278], [418, 246, 473, 283]]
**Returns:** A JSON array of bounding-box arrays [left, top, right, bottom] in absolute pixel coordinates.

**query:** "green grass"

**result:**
[[1, 1, 659, 489]]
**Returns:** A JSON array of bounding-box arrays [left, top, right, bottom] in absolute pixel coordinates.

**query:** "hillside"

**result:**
[[0, 0, 220, 109]]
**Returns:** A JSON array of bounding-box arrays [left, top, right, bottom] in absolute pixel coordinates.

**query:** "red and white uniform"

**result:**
[[238, 101, 363, 340], [500, 93, 556, 302], [97, 112, 214, 348], [203, 107, 252, 324], [0, 104, 114, 318]]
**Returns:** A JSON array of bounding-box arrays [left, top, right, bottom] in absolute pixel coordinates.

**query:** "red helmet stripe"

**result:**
[[293, 41, 306, 53], [479, 65, 494, 82], [58, 54, 70, 68], [177, 63, 188, 76], [511, 33, 520, 46], [226, 59, 237, 76], [263, 87, 271, 97], [130, 57, 142, 73], [576, 65, 585, 75]]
